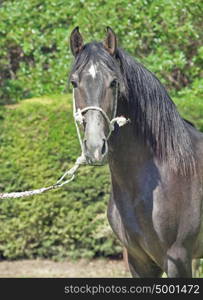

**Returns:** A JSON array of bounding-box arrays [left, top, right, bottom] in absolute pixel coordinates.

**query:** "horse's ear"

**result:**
[[70, 26, 84, 57], [103, 27, 117, 56]]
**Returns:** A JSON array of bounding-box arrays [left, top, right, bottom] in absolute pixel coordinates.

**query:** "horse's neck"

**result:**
[[108, 97, 154, 179], [108, 124, 153, 175]]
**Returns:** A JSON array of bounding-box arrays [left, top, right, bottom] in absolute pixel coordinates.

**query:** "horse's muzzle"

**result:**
[[83, 138, 108, 165]]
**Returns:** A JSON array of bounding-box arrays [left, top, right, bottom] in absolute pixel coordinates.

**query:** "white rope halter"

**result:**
[[72, 84, 129, 157]]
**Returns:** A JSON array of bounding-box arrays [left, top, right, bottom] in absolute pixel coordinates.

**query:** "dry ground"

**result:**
[[0, 259, 131, 278]]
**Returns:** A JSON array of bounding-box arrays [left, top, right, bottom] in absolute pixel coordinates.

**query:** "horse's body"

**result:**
[[70, 27, 203, 277], [108, 121, 203, 277]]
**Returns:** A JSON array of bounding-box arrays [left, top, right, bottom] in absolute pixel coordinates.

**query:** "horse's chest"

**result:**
[[108, 195, 161, 252]]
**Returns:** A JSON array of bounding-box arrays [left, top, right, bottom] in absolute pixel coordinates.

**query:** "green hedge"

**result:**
[[175, 79, 203, 132], [0, 90, 202, 260], [0, 0, 202, 103], [0, 0, 202, 261]]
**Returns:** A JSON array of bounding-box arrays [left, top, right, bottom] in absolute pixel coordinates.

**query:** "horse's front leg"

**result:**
[[127, 251, 163, 278], [166, 244, 192, 277]]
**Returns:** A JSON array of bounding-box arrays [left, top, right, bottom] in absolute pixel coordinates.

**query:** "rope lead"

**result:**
[[0, 89, 129, 199]]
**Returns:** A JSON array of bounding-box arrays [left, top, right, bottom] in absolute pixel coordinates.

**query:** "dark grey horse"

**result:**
[[69, 27, 203, 278]]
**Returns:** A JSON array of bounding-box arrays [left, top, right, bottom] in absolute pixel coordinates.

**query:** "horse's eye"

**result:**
[[110, 79, 117, 88], [71, 80, 78, 88]]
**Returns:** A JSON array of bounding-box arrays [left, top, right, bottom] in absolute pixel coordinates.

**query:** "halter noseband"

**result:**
[[75, 106, 128, 138]]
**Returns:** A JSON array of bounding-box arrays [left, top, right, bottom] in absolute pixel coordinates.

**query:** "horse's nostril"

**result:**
[[84, 139, 87, 151], [101, 139, 107, 156]]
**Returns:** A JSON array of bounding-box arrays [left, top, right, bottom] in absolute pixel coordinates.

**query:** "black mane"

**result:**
[[116, 47, 196, 175], [71, 42, 196, 175]]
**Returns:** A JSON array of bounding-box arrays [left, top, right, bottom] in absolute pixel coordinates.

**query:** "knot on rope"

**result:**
[[110, 116, 130, 128], [74, 109, 84, 125], [54, 154, 86, 188]]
